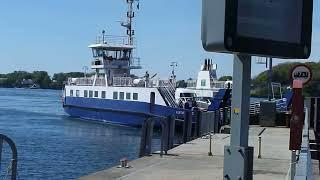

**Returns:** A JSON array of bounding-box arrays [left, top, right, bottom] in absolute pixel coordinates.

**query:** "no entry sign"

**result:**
[[290, 64, 313, 85]]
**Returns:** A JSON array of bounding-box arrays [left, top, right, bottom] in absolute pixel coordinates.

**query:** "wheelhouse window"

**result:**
[[101, 91, 106, 98], [76, 90, 80, 97], [94, 91, 99, 98], [119, 92, 125, 100], [133, 93, 138, 100], [70, 90, 73, 97], [113, 92, 118, 100], [84, 90, 88, 98], [89, 91, 93, 98], [92, 49, 107, 58], [126, 93, 131, 100], [201, 79, 206, 87]]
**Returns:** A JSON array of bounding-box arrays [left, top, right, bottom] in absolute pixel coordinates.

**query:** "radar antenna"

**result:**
[[121, 0, 140, 45]]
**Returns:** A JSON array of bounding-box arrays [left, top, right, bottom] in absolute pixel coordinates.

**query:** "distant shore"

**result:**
[[0, 87, 62, 90]]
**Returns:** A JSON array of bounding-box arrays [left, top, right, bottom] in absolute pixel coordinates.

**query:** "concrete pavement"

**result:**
[[80, 127, 293, 180]]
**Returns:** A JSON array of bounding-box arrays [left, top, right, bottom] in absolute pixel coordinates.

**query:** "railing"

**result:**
[[250, 102, 261, 115], [139, 106, 233, 158], [68, 78, 93, 86], [196, 111, 220, 137], [210, 81, 226, 89], [187, 80, 196, 88], [113, 77, 133, 87], [67, 77, 106, 86], [95, 78, 106, 86], [95, 35, 134, 46], [0, 134, 18, 180], [130, 58, 141, 68], [186, 80, 228, 89], [294, 108, 313, 179]]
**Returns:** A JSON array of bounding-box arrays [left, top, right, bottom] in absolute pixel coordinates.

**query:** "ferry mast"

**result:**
[[122, 0, 139, 46]]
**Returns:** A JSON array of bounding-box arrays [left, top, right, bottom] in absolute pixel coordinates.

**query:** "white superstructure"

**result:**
[[175, 59, 232, 107]]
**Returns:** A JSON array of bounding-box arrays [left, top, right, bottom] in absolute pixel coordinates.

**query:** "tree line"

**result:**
[[0, 71, 85, 89], [1, 61, 318, 96], [251, 61, 320, 97]]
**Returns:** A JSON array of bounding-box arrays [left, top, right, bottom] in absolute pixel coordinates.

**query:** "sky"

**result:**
[[0, 0, 319, 80]]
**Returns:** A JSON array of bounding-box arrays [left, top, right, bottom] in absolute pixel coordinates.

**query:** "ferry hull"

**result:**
[[64, 105, 145, 127], [63, 97, 184, 127]]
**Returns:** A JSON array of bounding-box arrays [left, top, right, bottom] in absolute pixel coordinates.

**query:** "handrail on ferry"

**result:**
[[95, 35, 136, 46]]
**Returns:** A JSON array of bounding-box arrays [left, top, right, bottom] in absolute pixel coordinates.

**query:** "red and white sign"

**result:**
[[290, 65, 312, 85]]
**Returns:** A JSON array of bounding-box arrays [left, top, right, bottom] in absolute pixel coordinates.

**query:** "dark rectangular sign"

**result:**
[[202, 0, 313, 59], [226, 0, 313, 59], [237, 0, 303, 44]]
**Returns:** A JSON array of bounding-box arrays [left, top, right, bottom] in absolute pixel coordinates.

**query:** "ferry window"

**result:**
[[94, 60, 101, 66], [89, 91, 93, 98], [133, 93, 138, 100], [101, 91, 106, 98], [201, 80, 206, 86], [76, 90, 80, 97], [113, 92, 118, 100], [126, 93, 131, 100], [70, 90, 73, 97], [180, 93, 195, 98], [94, 91, 99, 98], [119, 92, 125, 100], [92, 49, 104, 57], [84, 90, 88, 97]]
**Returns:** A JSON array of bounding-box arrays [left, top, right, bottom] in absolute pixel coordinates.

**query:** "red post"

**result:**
[[289, 80, 304, 150]]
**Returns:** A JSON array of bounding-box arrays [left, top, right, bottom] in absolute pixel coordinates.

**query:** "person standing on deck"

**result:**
[[145, 71, 150, 87]]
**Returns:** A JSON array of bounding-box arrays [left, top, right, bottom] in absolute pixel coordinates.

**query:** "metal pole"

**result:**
[[208, 111, 213, 156], [223, 54, 254, 180], [291, 150, 296, 180], [208, 133, 213, 156], [83, 66, 88, 78], [230, 54, 251, 146], [258, 136, 262, 159], [268, 57, 273, 101]]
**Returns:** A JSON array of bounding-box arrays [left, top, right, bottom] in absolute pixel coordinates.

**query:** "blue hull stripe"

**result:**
[[63, 97, 186, 126]]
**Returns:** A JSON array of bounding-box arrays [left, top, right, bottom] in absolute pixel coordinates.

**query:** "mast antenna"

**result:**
[[122, 0, 140, 45], [170, 62, 178, 80]]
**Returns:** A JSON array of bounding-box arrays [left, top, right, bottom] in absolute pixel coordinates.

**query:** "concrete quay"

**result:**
[[80, 126, 297, 180]]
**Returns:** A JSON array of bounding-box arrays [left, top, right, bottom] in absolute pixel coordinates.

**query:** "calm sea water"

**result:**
[[0, 88, 160, 179]]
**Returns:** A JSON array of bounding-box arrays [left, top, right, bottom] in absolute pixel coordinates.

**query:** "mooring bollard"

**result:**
[[258, 136, 262, 159]]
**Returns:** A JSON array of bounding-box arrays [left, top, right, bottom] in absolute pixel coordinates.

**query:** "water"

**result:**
[[0, 88, 160, 179]]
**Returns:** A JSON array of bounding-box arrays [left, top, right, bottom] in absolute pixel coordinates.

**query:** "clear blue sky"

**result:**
[[0, 0, 319, 79]]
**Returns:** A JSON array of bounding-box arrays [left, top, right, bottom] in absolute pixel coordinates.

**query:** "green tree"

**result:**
[[31, 71, 51, 88], [218, 76, 232, 81], [252, 61, 320, 97], [51, 72, 85, 89]]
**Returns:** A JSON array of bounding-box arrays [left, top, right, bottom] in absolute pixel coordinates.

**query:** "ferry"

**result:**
[[62, 0, 187, 127]]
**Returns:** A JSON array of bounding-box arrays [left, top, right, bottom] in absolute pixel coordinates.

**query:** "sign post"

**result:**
[[223, 54, 254, 180]]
